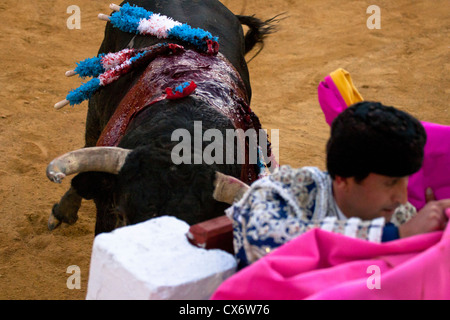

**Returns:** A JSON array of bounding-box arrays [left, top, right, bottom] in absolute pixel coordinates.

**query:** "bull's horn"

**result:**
[[46, 147, 132, 183], [213, 172, 250, 204]]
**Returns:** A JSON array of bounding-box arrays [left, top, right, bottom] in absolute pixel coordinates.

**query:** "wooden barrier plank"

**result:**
[[186, 215, 234, 254]]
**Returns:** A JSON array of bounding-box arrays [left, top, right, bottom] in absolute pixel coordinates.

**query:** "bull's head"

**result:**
[[47, 147, 249, 203], [47, 146, 249, 233]]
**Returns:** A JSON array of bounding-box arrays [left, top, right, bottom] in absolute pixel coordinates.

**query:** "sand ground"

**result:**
[[0, 0, 448, 299]]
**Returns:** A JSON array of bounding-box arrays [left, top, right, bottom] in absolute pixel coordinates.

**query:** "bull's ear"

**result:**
[[71, 172, 117, 200]]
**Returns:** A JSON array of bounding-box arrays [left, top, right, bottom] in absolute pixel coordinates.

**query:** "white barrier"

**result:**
[[86, 216, 237, 300]]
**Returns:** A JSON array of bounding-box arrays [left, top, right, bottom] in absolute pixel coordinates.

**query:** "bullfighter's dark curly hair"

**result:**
[[326, 101, 426, 182]]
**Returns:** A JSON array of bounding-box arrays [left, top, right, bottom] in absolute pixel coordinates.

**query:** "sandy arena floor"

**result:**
[[0, 0, 448, 299]]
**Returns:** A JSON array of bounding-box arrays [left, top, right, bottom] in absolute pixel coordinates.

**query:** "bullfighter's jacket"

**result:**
[[228, 165, 417, 268]]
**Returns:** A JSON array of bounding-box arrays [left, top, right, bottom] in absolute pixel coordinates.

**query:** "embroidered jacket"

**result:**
[[227, 165, 417, 268]]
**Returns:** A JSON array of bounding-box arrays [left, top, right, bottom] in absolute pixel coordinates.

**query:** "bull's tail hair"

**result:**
[[237, 13, 287, 62]]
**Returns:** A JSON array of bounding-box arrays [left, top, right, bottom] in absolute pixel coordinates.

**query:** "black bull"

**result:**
[[47, 0, 276, 235]]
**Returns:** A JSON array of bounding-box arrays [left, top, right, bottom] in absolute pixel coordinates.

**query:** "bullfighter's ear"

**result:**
[[213, 172, 250, 204], [71, 172, 117, 200]]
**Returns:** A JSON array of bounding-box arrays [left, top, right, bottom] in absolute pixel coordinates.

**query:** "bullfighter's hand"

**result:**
[[399, 188, 450, 238]]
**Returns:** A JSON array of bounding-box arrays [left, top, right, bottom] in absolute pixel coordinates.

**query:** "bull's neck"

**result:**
[[96, 49, 255, 148], [96, 48, 262, 184]]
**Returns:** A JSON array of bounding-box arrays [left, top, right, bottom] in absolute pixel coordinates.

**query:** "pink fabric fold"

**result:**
[[408, 122, 450, 210], [211, 210, 450, 300], [317, 75, 348, 126]]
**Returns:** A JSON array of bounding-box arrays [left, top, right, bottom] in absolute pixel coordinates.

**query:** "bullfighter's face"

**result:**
[[333, 173, 409, 222]]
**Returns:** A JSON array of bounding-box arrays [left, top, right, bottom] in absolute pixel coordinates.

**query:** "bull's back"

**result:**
[[87, 0, 250, 143], [99, 0, 247, 77]]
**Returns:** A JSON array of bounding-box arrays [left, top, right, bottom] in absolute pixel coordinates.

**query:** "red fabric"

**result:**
[[165, 81, 197, 99]]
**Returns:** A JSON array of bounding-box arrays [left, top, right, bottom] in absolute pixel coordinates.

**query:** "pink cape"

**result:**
[[317, 72, 450, 210], [211, 210, 450, 300]]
